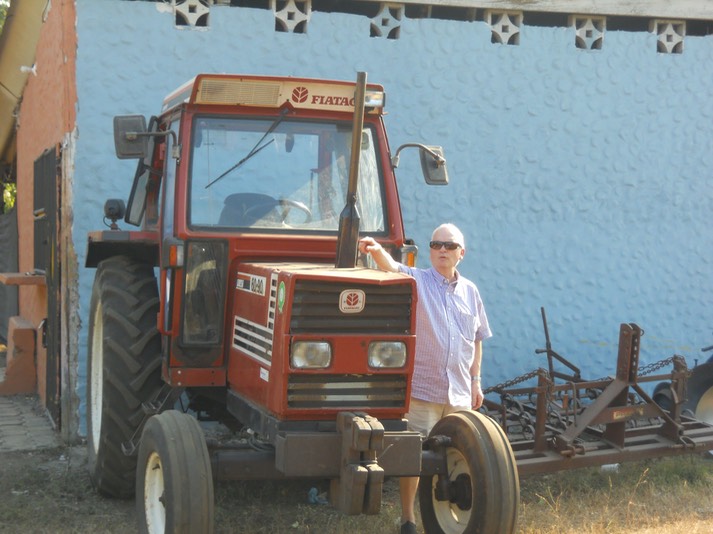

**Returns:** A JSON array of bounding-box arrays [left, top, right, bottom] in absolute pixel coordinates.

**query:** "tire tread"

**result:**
[[87, 255, 163, 499]]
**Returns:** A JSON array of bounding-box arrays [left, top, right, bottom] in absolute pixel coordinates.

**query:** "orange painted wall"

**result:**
[[15, 0, 76, 404]]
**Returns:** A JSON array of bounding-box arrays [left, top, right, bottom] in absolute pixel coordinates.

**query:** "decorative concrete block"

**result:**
[[370, 3, 403, 40], [570, 15, 605, 50], [174, 0, 210, 28], [273, 0, 311, 34], [485, 10, 522, 45], [650, 19, 685, 54]]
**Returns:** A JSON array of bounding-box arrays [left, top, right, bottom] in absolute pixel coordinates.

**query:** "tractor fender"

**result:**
[[85, 230, 159, 268]]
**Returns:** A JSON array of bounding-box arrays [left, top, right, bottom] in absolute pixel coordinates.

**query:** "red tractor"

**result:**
[[85, 72, 519, 533]]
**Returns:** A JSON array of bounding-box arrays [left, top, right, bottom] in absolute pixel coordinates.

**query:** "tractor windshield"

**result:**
[[188, 116, 386, 234]]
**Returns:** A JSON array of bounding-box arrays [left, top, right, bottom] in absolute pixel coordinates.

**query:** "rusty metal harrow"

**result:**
[[481, 309, 713, 477]]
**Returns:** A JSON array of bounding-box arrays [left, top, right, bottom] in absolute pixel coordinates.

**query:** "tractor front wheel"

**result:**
[[137, 410, 214, 534], [419, 410, 519, 534]]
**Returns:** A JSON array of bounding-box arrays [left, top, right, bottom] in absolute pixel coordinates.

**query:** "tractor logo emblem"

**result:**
[[339, 289, 365, 314], [278, 282, 286, 313], [292, 86, 309, 104]]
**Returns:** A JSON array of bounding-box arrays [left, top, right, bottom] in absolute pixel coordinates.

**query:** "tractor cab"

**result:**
[[92, 74, 449, 400]]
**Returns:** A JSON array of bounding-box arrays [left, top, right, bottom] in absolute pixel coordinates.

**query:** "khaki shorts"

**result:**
[[405, 398, 470, 438]]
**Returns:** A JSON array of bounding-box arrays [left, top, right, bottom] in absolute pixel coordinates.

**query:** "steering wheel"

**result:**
[[244, 198, 312, 224]]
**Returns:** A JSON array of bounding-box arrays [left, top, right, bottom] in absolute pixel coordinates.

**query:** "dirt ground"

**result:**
[[4, 442, 713, 534], [2, 379, 713, 534], [0, 443, 407, 534], [0, 446, 136, 533]]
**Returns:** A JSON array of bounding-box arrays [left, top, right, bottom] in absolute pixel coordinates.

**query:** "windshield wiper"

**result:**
[[205, 108, 289, 189]]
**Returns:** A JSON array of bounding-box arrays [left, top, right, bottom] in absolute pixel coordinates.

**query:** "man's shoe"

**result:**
[[400, 521, 417, 534]]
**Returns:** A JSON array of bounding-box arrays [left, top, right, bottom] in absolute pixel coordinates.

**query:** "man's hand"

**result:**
[[358, 236, 381, 255], [471, 383, 484, 410], [358, 237, 400, 272]]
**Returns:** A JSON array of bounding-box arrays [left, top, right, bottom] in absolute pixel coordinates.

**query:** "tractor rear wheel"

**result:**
[[86, 255, 163, 498], [419, 410, 519, 534], [137, 410, 214, 534]]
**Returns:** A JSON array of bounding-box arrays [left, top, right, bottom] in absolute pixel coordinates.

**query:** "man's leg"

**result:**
[[399, 476, 419, 524], [399, 399, 446, 532]]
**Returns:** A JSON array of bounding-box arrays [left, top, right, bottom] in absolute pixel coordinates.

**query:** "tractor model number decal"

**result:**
[[232, 273, 278, 367], [339, 289, 366, 314], [236, 272, 266, 296]]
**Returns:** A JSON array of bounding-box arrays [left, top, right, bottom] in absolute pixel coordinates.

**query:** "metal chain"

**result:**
[[590, 355, 685, 382], [638, 356, 679, 376], [483, 368, 547, 395], [486, 357, 683, 397]]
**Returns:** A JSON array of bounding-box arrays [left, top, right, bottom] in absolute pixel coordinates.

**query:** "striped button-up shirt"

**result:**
[[399, 265, 492, 407]]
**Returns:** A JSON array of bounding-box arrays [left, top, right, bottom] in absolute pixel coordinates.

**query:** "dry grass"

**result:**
[[517, 455, 713, 534], [209, 453, 713, 533], [2, 446, 713, 533]]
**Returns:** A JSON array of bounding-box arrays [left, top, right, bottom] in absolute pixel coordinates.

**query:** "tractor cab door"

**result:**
[[158, 117, 180, 339], [158, 115, 228, 372]]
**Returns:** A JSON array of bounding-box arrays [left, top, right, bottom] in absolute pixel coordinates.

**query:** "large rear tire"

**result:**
[[87, 255, 163, 498], [652, 381, 673, 411], [419, 410, 519, 534], [683, 363, 713, 424], [137, 410, 215, 534]]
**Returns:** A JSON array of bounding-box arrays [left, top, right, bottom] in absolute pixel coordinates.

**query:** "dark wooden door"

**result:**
[[33, 148, 61, 426]]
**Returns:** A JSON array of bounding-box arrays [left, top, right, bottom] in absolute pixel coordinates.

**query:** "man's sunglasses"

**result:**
[[429, 241, 461, 251]]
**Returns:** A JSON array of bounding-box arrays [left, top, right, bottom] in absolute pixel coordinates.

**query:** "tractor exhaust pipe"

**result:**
[[335, 71, 367, 268]]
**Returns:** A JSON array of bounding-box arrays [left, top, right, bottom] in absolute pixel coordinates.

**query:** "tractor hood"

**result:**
[[226, 261, 418, 417]]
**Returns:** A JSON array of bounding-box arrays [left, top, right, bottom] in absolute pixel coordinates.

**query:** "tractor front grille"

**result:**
[[287, 374, 408, 409], [290, 280, 412, 334]]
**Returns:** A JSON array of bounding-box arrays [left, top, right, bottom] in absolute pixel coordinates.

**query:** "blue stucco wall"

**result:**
[[74, 1, 713, 416]]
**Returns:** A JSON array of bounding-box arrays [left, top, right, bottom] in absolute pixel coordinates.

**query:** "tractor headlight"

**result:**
[[368, 342, 407, 368], [291, 341, 332, 369], [364, 90, 385, 109]]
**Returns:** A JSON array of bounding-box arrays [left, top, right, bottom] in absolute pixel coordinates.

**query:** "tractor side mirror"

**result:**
[[113, 115, 149, 159], [392, 143, 449, 186], [419, 145, 448, 185]]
